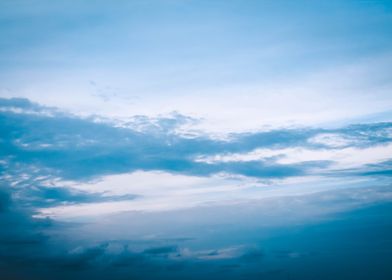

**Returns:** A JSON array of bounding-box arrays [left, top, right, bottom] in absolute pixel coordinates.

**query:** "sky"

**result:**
[[0, 0, 392, 279]]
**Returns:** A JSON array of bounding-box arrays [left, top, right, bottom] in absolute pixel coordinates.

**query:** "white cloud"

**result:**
[[36, 169, 383, 219], [36, 171, 263, 218], [195, 143, 392, 170], [308, 133, 354, 148]]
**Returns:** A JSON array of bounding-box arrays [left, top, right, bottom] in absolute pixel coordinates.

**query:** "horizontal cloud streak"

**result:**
[[1, 97, 391, 183]]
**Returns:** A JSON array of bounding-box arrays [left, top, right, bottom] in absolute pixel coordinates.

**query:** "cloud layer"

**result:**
[[1, 97, 392, 279]]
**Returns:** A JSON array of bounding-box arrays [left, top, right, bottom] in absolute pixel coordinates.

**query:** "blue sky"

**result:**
[[1, 0, 392, 130], [1, 1, 392, 279]]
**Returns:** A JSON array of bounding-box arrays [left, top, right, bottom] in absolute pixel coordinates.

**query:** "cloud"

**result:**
[[23, 186, 138, 208], [2, 97, 391, 183], [1, 97, 391, 216], [345, 159, 392, 177], [1, 97, 392, 279], [143, 245, 178, 255], [1, 180, 392, 279]]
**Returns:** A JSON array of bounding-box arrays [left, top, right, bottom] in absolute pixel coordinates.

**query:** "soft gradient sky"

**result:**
[[1, 1, 392, 280], [1, 0, 392, 131]]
